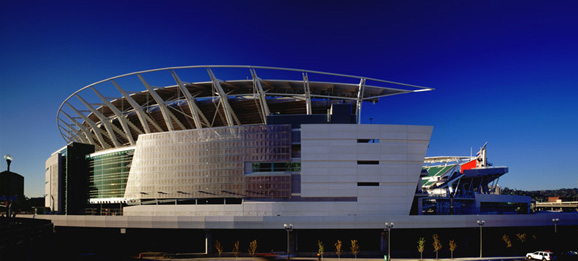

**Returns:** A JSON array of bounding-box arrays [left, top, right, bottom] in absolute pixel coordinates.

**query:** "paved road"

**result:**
[[139, 256, 525, 261]]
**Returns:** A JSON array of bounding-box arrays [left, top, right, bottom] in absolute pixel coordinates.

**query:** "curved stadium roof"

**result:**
[[57, 65, 433, 151]]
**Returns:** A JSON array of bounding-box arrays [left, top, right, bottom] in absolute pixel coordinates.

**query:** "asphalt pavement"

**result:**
[[139, 256, 525, 261]]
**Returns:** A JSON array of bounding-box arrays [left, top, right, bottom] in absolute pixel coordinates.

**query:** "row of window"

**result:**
[[249, 162, 301, 173]]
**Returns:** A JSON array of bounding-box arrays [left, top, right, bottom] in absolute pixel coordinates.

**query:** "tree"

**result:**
[[215, 240, 224, 257], [350, 240, 360, 260], [335, 240, 343, 260], [248, 240, 258, 257], [449, 239, 457, 259], [417, 237, 426, 260], [233, 241, 240, 259], [502, 234, 512, 248], [516, 233, 527, 243], [432, 234, 442, 260], [318, 240, 325, 259]]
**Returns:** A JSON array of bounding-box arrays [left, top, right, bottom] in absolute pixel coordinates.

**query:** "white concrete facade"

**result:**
[[45, 152, 62, 213], [123, 124, 433, 218], [299, 124, 432, 216]]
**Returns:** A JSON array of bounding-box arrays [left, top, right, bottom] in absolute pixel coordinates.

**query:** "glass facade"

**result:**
[[123, 124, 293, 200], [87, 149, 134, 200]]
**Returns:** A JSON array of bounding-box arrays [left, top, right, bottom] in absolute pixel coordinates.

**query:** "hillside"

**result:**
[[501, 187, 578, 202]]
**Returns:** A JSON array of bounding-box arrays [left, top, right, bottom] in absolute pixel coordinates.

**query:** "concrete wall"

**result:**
[[44, 153, 62, 213], [300, 124, 433, 216], [123, 124, 433, 218], [34, 212, 578, 230]]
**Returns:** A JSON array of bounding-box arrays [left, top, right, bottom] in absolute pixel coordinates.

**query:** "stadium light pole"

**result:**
[[4, 155, 12, 172], [3, 155, 13, 220], [552, 218, 559, 233], [385, 222, 394, 261], [284, 223, 293, 260], [477, 220, 485, 258]]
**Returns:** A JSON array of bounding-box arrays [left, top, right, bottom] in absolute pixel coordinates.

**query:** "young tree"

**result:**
[[350, 239, 360, 260], [432, 234, 442, 260], [417, 237, 426, 260], [318, 240, 325, 260], [449, 239, 457, 259], [516, 233, 528, 251], [248, 240, 258, 257], [215, 240, 224, 257], [516, 233, 527, 243], [233, 241, 240, 260], [502, 234, 512, 248], [335, 240, 343, 260]]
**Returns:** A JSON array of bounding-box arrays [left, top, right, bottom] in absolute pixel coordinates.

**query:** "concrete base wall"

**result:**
[[33, 212, 578, 230]]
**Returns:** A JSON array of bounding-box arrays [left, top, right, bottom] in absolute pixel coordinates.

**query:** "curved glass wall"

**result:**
[[124, 125, 293, 200], [87, 149, 134, 201]]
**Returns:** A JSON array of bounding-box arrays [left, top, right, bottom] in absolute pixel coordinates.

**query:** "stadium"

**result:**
[[42, 65, 577, 256]]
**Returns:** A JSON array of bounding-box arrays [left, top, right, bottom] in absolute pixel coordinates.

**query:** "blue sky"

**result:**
[[1, 0, 577, 197]]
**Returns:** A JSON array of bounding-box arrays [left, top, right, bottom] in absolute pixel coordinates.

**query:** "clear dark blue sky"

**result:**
[[1, 0, 577, 197]]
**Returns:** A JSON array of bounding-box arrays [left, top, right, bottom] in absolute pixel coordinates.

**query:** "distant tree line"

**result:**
[[501, 187, 578, 202]]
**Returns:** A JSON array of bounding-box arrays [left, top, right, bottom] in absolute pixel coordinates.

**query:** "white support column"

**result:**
[[170, 70, 209, 129], [303, 72, 312, 115], [111, 79, 163, 133], [206, 68, 240, 126], [58, 117, 89, 144], [58, 125, 75, 144], [250, 68, 270, 123], [138, 74, 187, 131], [356, 78, 366, 124], [65, 102, 110, 149], [61, 111, 96, 146], [90, 87, 137, 145], [75, 95, 122, 147]]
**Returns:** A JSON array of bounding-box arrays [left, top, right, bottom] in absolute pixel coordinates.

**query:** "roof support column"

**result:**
[[75, 95, 122, 147], [58, 117, 87, 144], [250, 68, 270, 123], [90, 87, 138, 145], [170, 70, 209, 129], [112, 79, 163, 133], [356, 78, 366, 124], [303, 72, 312, 115], [65, 102, 110, 149], [206, 67, 240, 127], [138, 74, 186, 131], [61, 111, 96, 145]]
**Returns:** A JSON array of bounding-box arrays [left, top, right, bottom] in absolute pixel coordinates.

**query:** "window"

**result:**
[[248, 162, 301, 173], [197, 198, 225, 204], [357, 139, 379, 143], [357, 160, 379, 165], [225, 198, 242, 204], [357, 182, 379, 186]]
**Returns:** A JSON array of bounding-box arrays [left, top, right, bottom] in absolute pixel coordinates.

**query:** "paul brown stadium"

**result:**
[[39, 65, 577, 256]]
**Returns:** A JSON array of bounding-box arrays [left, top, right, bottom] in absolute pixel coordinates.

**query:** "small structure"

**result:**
[[415, 143, 531, 215], [535, 197, 578, 212], [1, 155, 24, 218]]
